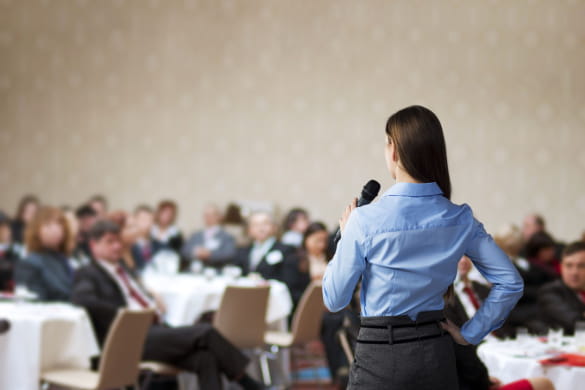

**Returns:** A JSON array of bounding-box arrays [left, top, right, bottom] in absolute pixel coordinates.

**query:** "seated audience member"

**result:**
[[521, 214, 564, 260], [108, 210, 140, 272], [75, 204, 98, 261], [14, 206, 75, 301], [0, 212, 20, 291], [299, 222, 349, 385], [445, 256, 513, 339], [525, 232, 560, 277], [298, 222, 332, 281], [281, 208, 310, 248], [522, 213, 546, 243], [130, 205, 160, 271], [494, 225, 551, 334], [182, 204, 236, 268], [151, 200, 183, 254], [88, 194, 108, 219], [11, 194, 40, 249], [222, 203, 249, 246], [539, 241, 585, 334], [233, 211, 306, 305], [71, 220, 263, 390]]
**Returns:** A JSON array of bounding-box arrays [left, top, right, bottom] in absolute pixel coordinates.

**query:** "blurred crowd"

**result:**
[[1, 193, 585, 388]]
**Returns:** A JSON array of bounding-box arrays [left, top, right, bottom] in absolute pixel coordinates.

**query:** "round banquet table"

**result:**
[[141, 273, 293, 326], [478, 337, 585, 390], [0, 301, 100, 390]]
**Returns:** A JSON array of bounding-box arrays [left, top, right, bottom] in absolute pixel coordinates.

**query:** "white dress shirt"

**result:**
[[249, 237, 276, 271]]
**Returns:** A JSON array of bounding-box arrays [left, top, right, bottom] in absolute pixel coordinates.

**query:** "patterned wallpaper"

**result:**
[[0, 0, 584, 240]]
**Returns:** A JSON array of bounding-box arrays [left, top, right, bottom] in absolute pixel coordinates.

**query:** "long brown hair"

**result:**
[[15, 194, 40, 221], [25, 206, 75, 255], [154, 200, 178, 226], [385, 105, 451, 200]]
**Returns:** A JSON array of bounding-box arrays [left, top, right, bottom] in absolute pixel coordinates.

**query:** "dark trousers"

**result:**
[[142, 323, 249, 390], [321, 310, 349, 378], [348, 311, 458, 390]]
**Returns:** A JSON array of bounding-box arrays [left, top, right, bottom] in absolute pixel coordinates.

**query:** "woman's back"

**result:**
[[356, 182, 473, 318], [324, 181, 523, 345]]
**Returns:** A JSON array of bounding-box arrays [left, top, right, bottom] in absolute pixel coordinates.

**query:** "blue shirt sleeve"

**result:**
[[461, 218, 524, 345], [322, 210, 367, 312]]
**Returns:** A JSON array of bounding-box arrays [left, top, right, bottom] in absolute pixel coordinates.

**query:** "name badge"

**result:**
[[266, 250, 283, 265]]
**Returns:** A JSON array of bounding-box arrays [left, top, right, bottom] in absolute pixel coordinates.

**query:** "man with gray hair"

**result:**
[[181, 204, 236, 267], [233, 211, 309, 306]]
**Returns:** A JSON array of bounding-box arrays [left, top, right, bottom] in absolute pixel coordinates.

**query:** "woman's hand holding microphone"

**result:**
[[339, 198, 358, 233]]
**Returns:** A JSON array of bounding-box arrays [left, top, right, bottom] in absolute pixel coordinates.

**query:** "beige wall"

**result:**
[[0, 0, 584, 240]]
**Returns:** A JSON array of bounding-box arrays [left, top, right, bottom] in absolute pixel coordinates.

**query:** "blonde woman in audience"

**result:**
[[14, 206, 75, 301]]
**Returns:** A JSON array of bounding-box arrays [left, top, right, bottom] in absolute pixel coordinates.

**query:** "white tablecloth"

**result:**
[[142, 274, 293, 326], [0, 302, 100, 390], [478, 337, 585, 390]]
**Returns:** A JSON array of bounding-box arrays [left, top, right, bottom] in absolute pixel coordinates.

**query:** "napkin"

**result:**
[[539, 353, 585, 367]]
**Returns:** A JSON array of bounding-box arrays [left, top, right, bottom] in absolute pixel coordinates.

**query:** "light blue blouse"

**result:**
[[322, 182, 523, 345]]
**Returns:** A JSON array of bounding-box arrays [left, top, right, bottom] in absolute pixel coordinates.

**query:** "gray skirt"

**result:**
[[348, 310, 458, 390]]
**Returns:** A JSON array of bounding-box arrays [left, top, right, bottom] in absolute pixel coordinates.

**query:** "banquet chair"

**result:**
[[140, 285, 271, 388], [41, 309, 155, 390], [264, 281, 325, 385], [213, 285, 271, 384]]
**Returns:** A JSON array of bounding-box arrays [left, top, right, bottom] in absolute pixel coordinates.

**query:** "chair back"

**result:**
[[97, 309, 155, 389], [290, 281, 325, 345], [213, 285, 270, 349]]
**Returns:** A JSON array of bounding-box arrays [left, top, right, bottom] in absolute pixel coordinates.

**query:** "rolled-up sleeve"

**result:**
[[462, 219, 524, 344], [323, 210, 366, 312]]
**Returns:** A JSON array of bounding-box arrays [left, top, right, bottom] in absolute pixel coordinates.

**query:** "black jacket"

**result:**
[[71, 261, 130, 345], [444, 283, 493, 390], [233, 240, 310, 306], [15, 251, 72, 301], [0, 245, 19, 291], [538, 279, 585, 334]]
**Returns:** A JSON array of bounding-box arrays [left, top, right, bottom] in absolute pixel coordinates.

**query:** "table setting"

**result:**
[[478, 324, 585, 390]]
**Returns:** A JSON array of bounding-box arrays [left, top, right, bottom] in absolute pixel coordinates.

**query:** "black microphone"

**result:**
[[0, 319, 10, 335], [333, 179, 381, 246]]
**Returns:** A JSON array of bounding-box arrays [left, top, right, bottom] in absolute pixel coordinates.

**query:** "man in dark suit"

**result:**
[[444, 256, 514, 339], [71, 220, 263, 390], [181, 204, 236, 268], [232, 211, 308, 306], [539, 241, 585, 334]]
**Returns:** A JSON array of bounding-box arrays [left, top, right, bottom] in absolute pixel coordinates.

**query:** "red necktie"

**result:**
[[115, 266, 150, 309], [578, 291, 585, 303], [463, 286, 481, 310], [142, 243, 152, 262]]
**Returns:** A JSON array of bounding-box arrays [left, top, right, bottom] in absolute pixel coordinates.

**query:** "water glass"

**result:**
[[190, 260, 203, 274], [548, 327, 563, 348], [516, 327, 529, 343], [575, 321, 585, 347]]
